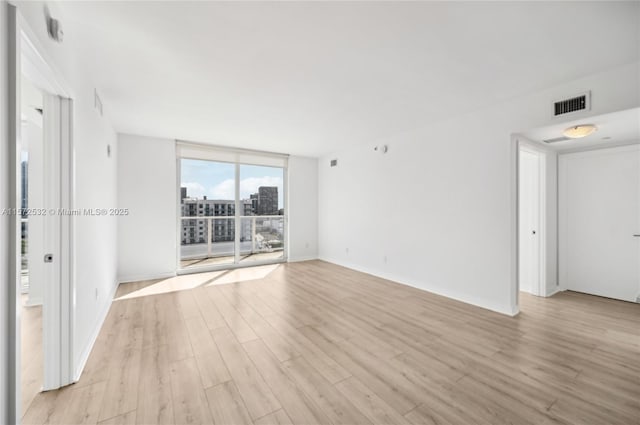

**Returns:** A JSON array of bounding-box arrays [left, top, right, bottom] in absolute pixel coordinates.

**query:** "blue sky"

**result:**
[[181, 159, 284, 207]]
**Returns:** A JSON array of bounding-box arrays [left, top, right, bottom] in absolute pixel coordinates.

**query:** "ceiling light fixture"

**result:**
[[562, 124, 598, 139]]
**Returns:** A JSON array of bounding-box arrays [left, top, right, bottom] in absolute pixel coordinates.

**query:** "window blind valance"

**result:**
[[176, 140, 289, 168]]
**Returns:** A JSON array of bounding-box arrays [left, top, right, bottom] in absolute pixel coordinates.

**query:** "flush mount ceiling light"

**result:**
[[562, 124, 598, 139]]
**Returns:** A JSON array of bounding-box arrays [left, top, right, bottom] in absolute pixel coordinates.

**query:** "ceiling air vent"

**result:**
[[553, 91, 590, 117], [542, 136, 571, 144]]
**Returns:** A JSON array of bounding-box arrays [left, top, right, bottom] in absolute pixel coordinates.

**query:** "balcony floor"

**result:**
[[180, 251, 284, 269]]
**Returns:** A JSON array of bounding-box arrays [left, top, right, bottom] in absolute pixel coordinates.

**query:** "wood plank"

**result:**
[[60, 382, 107, 425], [241, 338, 332, 425], [98, 410, 136, 425], [253, 410, 294, 425], [21, 261, 640, 425], [98, 328, 143, 421], [335, 377, 412, 425], [207, 287, 259, 343], [136, 345, 174, 425], [212, 326, 281, 420], [184, 315, 232, 388], [205, 381, 253, 425], [169, 357, 213, 425]]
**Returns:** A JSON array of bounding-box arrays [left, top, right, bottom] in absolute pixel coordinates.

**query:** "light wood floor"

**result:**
[[21, 295, 43, 419], [22, 260, 640, 425]]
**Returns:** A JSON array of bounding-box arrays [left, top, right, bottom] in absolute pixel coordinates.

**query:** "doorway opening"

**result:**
[[512, 106, 640, 313], [9, 7, 76, 423]]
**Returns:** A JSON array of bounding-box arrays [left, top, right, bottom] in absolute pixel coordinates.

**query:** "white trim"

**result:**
[[7, 7, 22, 422], [59, 97, 74, 387], [73, 278, 117, 382], [517, 141, 548, 298], [24, 297, 43, 307], [545, 287, 563, 298], [16, 12, 72, 98], [118, 271, 176, 284], [234, 163, 241, 264], [175, 157, 182, 274], [509, 135, 519, 314], [288, 256, 319, 263], [283, 165, 289, 261], [319, 257, 518, 316]]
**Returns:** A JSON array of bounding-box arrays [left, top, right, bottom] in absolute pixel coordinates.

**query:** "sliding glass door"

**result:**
[[178, 146, 287, 271], [180, 159, 236, 268], [239, 164, 285, 264]]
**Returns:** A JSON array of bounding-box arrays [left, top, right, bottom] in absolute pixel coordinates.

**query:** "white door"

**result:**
[[519, 149, 541, 295], [559, 145, 640, 302]]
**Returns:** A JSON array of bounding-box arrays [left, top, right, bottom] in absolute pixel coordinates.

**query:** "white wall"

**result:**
[[288, 156, 319, 261], [14, 2, 119, 380], [117, 134, 177, 282], [1, 1, 11, 421], [117, 134, 319, 279], [319, 61, 640, 316]]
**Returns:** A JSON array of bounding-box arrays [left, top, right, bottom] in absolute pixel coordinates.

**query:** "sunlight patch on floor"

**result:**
[[205, 264, 281, 286], [115, 271, 226, 300]]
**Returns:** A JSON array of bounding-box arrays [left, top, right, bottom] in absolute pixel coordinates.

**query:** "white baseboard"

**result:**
[[73, 278, 118, 382], [319, 256, 516, 316], [288, 255, 319, 263], [118, 271, 176, 284], [545, 287, 562, 297], [24, 296, 43, 307]]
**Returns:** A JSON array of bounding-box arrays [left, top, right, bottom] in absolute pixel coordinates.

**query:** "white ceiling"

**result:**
[[56, 1, 639, 156], [521, 107, 640, 152]]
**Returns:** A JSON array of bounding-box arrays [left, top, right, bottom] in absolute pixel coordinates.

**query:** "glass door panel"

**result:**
[[239, 164, 285, 263], [180, 159, 236, 269]]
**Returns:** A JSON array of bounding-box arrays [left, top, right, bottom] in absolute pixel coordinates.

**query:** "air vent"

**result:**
[[553, 91, 590, 117], [330, 159, 338, 167], [542, 136, 571, 144]]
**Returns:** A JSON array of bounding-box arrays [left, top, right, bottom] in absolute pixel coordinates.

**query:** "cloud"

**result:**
[[182, 182, 206, 198], [210, 176, 283, 201], [210, 179, 235, 200]]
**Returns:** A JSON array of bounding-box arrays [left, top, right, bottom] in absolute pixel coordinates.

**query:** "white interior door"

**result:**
[[41, 93, 63, 390], [519, 149, 541, 295], [559, 145, 640, 302]]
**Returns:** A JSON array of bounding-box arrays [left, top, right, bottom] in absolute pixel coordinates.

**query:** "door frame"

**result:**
[[8, 5, 75, 422], [518, 142, 547, 297], [511, 136, 548, 313]]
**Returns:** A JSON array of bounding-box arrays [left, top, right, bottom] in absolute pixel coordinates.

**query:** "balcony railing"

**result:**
[[180, 215, 284, 267]]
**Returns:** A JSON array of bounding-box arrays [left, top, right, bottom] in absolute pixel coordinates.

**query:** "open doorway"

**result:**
[[513, 106, 640, 312], [8, 7, 76, 423]]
